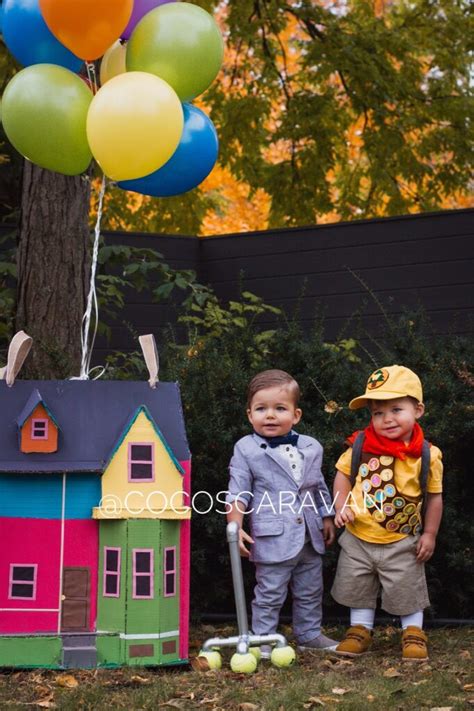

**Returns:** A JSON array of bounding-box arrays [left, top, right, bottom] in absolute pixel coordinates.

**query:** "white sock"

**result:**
[[400, 611, 423, 630], [350, 608, 375, 630]]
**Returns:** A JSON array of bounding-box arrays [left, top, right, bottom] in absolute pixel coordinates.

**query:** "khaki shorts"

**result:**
[[331, 529, 430, 616]]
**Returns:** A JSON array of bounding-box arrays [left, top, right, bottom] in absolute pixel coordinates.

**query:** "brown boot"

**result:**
[[335, 625, 373, 657], [402, 626, 428, 661]]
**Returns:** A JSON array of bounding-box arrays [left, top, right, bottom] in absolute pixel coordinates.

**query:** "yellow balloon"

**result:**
[[86, 71, 183, 181], [100, 40, 127, 85]]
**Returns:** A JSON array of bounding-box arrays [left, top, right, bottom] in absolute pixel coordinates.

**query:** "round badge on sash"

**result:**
[[374, 489, 386, 504], [400, 524, 412, 535], [384, 484, 396, 497], [380, 455, 394, 466], [359, 464, 369, 477], [393, 497, 405, 509], [395, 513, 408, 524], [368, 458, 379, 471], [362, 480, 371, 493], [383, 503, 395, 516], [386, 520, 399, 531], [380, 468, 393, 482], [404, 503, 416, 515], [371, 474, 381, 487], [374, 510, 386, 522]]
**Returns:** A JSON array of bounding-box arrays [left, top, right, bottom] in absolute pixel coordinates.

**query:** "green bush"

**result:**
[[148, 300, 473, 621]]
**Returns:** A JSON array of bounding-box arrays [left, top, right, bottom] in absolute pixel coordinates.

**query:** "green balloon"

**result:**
[[2, 64, 93, 176], [127, 3, 224, 102]]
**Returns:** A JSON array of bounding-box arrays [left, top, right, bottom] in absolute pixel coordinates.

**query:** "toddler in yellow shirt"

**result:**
[[331, 365, 443, 661]]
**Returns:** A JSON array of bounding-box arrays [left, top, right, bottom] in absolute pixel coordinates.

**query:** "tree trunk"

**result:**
[[16, 163, 91, 378]]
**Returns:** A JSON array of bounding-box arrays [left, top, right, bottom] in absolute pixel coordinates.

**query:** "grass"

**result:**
[[0, 626, 472, 710]]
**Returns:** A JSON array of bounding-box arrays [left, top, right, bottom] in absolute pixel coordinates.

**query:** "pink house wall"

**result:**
[[0, 518, 99, 634], [0, 518, 60, 633], [63, 519, 99, 632], [178, 459, 191, 660]]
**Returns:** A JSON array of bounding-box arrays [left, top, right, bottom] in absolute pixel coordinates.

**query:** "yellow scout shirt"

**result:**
[[336, 445, 443, 544]]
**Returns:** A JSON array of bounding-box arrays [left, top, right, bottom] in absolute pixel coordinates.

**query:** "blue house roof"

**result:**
[[15, 388, 60, 429], [0, 380, 190, 473]]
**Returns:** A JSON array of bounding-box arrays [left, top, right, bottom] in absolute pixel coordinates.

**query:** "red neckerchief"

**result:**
[[346, 421, 426, 460]]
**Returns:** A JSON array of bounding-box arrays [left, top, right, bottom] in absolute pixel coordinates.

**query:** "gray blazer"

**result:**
[[227, 432, 333, 563]]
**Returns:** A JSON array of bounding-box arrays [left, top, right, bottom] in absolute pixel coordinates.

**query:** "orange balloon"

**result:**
[[39, 0, 133, 61]]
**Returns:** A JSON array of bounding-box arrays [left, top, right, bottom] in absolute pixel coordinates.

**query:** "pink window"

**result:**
[[163, 547, 176, 597], [31, 419, 48, 440], [133, 549, 154, 599], [128, 443, 154, 482], [103, 547, 121, 597], [9, 564, 38, 600]]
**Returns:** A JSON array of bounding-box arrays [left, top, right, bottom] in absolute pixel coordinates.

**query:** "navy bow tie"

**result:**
[[261, 432, 299, 448]]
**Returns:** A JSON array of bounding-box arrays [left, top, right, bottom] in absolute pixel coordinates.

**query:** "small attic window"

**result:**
[[31, 419, 48, 440], [128, 443, 154, 482]]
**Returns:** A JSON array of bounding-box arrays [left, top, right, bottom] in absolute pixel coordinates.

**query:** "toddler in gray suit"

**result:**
[[227, 369, 337, 656]]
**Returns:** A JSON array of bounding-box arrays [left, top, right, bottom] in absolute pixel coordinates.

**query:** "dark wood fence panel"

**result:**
[[198, 209, 473, 341], [2, 209, 472, 361]]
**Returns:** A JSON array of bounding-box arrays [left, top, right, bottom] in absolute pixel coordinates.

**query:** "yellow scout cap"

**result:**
[[349, 365, 423, 410]]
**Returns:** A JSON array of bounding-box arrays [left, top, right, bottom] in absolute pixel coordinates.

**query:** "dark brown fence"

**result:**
[[98, 208, 473, 358]]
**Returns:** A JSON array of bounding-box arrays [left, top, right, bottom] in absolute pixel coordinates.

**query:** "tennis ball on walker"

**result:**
[[230, 652, 258, 673], [198, 650, 222, 670], [249, 647, 262, 662], [271, 645, 296, 668]]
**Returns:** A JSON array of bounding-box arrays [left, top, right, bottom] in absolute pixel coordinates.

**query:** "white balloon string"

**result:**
[[86, 62, 99, 94], [72, 174, 106, 381]]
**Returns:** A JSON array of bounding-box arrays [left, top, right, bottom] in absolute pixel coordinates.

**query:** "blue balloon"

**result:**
[[118, 104, 219, 197], [3, 0, 82, 71]]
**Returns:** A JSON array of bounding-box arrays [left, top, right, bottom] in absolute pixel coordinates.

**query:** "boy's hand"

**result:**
[[334, 507, 355, 529], [239, 528, 254, 557], [416, 532, 436, 562], [323, 517, 336, 546]]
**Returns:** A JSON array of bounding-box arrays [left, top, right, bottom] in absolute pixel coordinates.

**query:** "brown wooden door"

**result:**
[[61, 567, 90, 631]]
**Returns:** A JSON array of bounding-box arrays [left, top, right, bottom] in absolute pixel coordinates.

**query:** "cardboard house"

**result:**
[[0, 379, 191, 669]]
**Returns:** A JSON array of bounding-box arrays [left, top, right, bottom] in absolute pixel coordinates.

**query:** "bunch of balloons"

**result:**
[[1, 0, 222, 197]]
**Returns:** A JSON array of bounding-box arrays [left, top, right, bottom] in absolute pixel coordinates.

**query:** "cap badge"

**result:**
[[367, 368, 389, 390]]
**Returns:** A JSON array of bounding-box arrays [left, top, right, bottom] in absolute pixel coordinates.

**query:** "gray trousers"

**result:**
[[251, 542, 323, 644]]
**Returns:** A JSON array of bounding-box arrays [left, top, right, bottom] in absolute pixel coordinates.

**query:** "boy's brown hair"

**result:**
[[247, 369, 301, 408]]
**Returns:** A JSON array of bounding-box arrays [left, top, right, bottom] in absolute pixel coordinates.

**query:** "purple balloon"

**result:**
[[121, 0, 176, 40]]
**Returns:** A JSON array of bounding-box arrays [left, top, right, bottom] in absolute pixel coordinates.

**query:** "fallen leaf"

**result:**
[[130, 675, 151, 685], [238, 704, 260, 710], [383, 668, 402, 678], [158, 702, 182, 710], [459, 650, 471, 660], [464, 684, 474, 692], [27, 699, 56, 709], [333, 659, 354, 667], [191, 656, 210, 672], [319, 696, 340, 704], [56, 675, 78, 689], [412, 679, 429, 686], [200, 696, 220, 705], [331, 688, 351, 695], [467, 700, 474, 706], [429, 707, 453, 710], [366, 695, 375, 703], [304, 698, 325, 707]]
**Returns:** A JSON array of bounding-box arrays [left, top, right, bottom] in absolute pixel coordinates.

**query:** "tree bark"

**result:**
[[16, 163, 91, 378]]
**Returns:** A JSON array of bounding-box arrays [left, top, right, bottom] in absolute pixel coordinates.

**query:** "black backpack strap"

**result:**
[[350, 432, 365, 487], [420, 440, 430, 496]]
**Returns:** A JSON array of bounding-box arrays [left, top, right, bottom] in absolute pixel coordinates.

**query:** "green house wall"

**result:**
[[97, 519, 181, 666]]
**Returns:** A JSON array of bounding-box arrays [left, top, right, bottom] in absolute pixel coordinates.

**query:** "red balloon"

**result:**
[[39, 0, 133, 60]]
